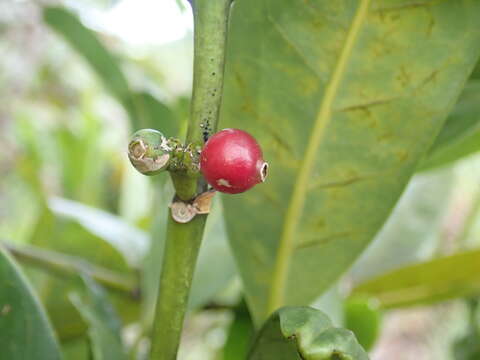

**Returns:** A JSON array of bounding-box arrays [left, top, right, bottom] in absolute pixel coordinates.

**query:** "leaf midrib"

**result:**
[[266, 0, 372, 316]]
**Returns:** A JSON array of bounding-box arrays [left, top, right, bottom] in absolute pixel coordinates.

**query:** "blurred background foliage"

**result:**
[[1, 0, 480, 359]]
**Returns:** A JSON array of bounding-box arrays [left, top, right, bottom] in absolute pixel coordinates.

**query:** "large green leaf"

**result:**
[[70, 275, 127, 360], [0, 246, 63, 360], [351, 248, 480, 309], [221, 0, 480, 322], [248, 306, 368, 360], [420, 80, 480, 170]]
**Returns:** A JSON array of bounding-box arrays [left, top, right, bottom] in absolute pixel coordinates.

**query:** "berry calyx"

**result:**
[[200, 128, 268, 194], [128, 129, 171, 175]]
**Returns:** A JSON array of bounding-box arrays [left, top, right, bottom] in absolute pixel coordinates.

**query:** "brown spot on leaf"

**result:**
[[336, 96, 399, 113], [419, 69, 439, 88], [1, 304, 11, 316], [397, 65, 412, 88], [374, 1, 437, 13], [378, 132, 394, 143], [296, 232, 352, 250]]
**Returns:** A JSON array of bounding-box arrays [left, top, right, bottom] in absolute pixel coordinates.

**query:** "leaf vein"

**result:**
[[267, 0, 372, 316]]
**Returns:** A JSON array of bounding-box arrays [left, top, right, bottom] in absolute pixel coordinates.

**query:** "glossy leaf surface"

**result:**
[[248, 306, 368, 360]]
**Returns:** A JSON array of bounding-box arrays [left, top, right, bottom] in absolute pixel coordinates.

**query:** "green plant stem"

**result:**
[[150, 215, 207, 359], [186, 0, 231, 144], [170, 173, 199, 201], [1, 241, 137, 296], [149, 1, 232, 359], [170, 0, 231, 201]]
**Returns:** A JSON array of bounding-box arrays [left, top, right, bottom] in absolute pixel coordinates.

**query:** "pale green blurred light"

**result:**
[[98, 0, 192, 46]]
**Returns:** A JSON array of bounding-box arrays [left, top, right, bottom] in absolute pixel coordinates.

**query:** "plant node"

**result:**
[[170, 201, 197, 223]]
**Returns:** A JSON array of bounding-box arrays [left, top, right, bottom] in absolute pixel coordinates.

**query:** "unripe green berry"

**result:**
[[128, 129, 171, 176]]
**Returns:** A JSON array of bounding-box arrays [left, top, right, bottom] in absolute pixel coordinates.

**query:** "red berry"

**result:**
[[200, 129, 268, 194]]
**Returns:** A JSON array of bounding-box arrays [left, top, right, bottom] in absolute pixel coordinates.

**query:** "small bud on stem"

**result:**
[[128, 129, 171, 175]]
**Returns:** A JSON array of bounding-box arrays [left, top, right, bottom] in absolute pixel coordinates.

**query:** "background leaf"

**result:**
[[248, 306, 368, 360], [223, 300, 254, 360], [132, 91, 178, 137], [472, 60, 480, 79], [61, 338, 90, 360], [189, 199, 237, 309], [453, 300, 480, 360], [352, 249, 480, 309], [43, 6, 177, 133], [0, 246, 63, 360], [350, 167, 454, 283], [27, 206, 138, 340], [428, 80, 480, 153], [422, 132, 480, 172], [43, 6, 136, 124], [221, 0, 480, 323], [70, 275, 127, 360], [344, 297, 381, 351], [420, 80, 480, 171], [48, 197, 149, 267]]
